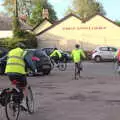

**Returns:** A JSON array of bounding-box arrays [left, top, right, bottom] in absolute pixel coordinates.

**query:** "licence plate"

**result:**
[[42, 65, 50, 69]]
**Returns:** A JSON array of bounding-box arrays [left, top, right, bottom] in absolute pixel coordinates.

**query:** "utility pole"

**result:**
[[15, 0, 18, 18]]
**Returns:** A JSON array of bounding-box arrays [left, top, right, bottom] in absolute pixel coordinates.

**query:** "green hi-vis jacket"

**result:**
[[71, 49, 86, 63], [5, 47, 27, 74], [50, 50, 62, 58]]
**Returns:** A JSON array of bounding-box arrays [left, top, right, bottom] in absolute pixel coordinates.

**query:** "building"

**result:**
[[0, 15, 13, 38], [32, 18, 53, 35], [36, 13, 120, 51], [0, 15, 32, 39]]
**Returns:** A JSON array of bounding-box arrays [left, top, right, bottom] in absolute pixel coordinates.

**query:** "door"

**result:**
[[108, 47, 117, 59], [99, 47, 110, 59]]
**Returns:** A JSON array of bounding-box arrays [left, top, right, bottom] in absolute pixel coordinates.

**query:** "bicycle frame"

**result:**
[[50, 58, 67, 71], [3, 79, 34, 120]]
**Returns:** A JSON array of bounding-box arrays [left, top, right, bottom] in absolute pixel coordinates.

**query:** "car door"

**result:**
[[99, 47, 110, 59], [108, 47, 117, 59]]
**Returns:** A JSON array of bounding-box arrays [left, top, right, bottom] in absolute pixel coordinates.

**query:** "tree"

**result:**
[[2, 0, 57, 26], [28, 0, 57, 26], [28, 3, 43, 25], [115, 20, 120, 26], [2, 0, 16, 16], [40, 0, 57, 21], [65, 0, 105, 19], [2, 0, 32, 16]]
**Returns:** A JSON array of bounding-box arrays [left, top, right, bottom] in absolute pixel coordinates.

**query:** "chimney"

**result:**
[[19, 15, 27, 22], [42, 9, 49, 19]]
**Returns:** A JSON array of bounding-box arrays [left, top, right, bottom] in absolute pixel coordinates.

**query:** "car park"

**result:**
[[92, 46, 117, 62], [0, 49, 52, 75]]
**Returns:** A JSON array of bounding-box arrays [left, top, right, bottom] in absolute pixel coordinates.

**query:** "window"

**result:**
[[108, 47, 117, 52], [100, 47, 108, 51]]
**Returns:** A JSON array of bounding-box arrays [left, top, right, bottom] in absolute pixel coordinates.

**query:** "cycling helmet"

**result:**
[[75, 44, 80, 48]]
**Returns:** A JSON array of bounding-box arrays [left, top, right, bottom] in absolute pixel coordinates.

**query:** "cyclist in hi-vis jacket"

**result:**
[[5, 42, 37, 109], [50, 47, 62, 65], [71, 44, 86, 63]]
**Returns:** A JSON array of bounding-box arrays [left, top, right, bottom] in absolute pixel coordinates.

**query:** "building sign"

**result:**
[[62, 26, 106, 30]]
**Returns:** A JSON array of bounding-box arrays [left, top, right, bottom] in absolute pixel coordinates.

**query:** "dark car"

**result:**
[[26, 49, 52, 75], [0, 47, 8, 58], [0, 55, 7, 74], [41, 47, 72, 62], [0, 49, 52, 75], [41, 47, 54, 56]]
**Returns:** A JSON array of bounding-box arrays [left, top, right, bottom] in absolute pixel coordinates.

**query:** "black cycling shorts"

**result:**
[[8, 74, 27, 88]]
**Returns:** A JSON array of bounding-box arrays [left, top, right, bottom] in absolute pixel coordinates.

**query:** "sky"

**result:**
[[48, 0, 120, 21], [0, 0, 120, 21]]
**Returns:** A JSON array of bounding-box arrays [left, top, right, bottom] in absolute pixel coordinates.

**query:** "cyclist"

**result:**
[[5, 42, 37, 110], [71, 44, 86, 73], [114, 49, 120, 62], [50, 47, 62, 66]]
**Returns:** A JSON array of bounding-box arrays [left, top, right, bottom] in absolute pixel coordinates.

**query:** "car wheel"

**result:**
[[95, 56, 101, 62]]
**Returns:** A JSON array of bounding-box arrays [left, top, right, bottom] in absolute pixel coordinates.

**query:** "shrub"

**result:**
[[0, 34, 37, 50]]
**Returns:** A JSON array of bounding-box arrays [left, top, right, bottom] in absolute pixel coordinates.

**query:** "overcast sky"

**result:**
[[0, 0, 120, 21]]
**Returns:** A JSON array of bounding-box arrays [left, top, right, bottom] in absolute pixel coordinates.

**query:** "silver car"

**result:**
[[92, 46, 117, 62]]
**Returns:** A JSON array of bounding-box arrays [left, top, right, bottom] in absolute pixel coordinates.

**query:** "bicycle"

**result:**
[[74, 62, 83, 80], [50, 57, 67, 71], [0, 80, 34, 120]]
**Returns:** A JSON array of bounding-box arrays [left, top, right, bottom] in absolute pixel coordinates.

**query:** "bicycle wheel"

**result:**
[[78, 67, 81, 78], [78, 62, 81, 78], [74, 63, 78, 80], [58, 62, 67, 71], [26, 86, 34, 114], [5, 94, 20, 120], [50, 59, 55, 70], [74, 63, 81, 79]]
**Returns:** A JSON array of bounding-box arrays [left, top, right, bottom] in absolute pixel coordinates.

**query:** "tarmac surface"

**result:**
[[1, 62, 120, 120]]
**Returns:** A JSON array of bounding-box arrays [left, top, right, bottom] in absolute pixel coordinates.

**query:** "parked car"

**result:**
[[0, 49, 52, 75], [41, 47, 54, 56], [0, 47, 8, 58], [41, 47, 72, 62], [0, 55, 7, 74], [26, 49, 52, 75], [92, 46, 117, 62]]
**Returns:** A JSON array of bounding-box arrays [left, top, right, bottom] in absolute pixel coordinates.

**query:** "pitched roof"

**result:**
[[32, 18, 53, 31], [36, 13, 83, 36], [36, 13, 120, 36], [83, 13, 120, 27], [0, 15, 32, 30]]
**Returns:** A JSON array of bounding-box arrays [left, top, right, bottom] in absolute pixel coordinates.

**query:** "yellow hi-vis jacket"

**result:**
[[50, 50, 62, 58], [71, 49, 86, 63], [5, 47, 27, 74]]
